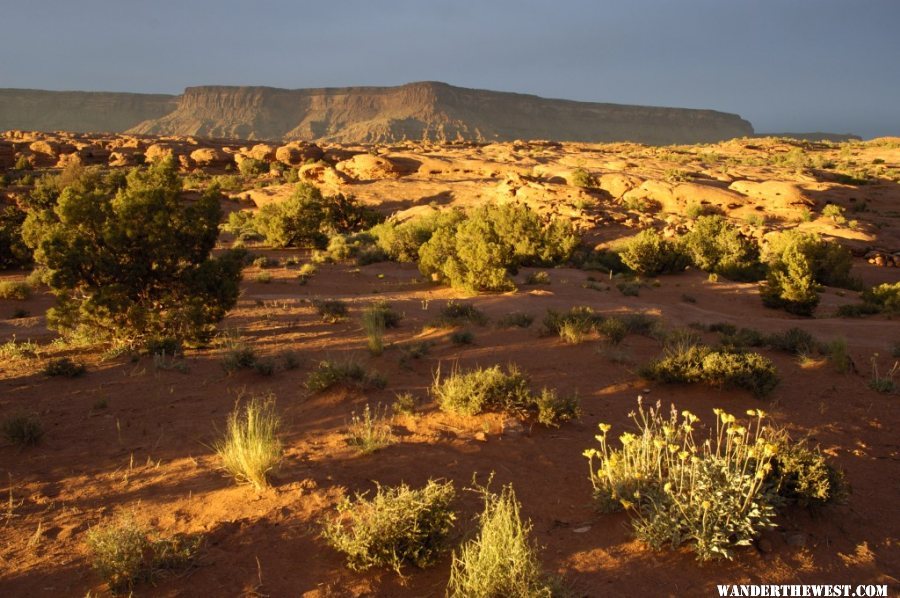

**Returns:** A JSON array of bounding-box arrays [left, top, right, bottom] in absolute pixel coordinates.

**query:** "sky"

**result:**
[[0, 0, 897, 138]]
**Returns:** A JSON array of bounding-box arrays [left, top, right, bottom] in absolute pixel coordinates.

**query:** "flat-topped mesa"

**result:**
[[0, 89, 177, 134], [130, 82, 754, 144], [1, 82, 754, 144]]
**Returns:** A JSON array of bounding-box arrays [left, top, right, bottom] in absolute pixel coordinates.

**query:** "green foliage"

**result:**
[[766, 230, 858, 289], [44, 357, 86, 377], [2, 412, 43, 447], [641, 344, 778, 397], [213, 395, 282, 490], [447, 484, 554, 598], [432, 364, 578, 426], [542, 306, 600, 336], [429, 301, 489, 328], [86, 512, 201, 595], [761, 242, 820, 316], [569, 167, 594, 188], [305, 359, 386, 393], [0, 205, 32, 270], [433, 364, 531, 417], [221, 342, 257, 373], [369, 211, 455, 263], [451, 330, 475, 345], [323, 480, 456, 575], [497, 312, 534, 329], [22, 157, 242, 346], [392, 392, 419, 415], [586, 402, 778, 561], [533, 388, 580, 428], [237, 157, 270, 177], [0, 280, 31, 300], [524, 271, 551, 285], [345, 404, 395, 454], [418, 203, 579, 292], [862, 282, 900, 314], [255, 184, 381, 249], [679, 216, 762, 281], [765, 327, 817, 355], [769, 438, 847, 508], [620, 230, 688, 275]]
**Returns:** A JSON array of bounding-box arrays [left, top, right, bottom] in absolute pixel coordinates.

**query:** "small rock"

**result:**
[[573, 526, 591, 533], [474, 431, 487, 442]]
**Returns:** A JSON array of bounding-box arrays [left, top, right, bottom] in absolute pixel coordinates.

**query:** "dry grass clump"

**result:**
[[305, 358, 387, 393], [346, 404, 395, 453], [315, 299, 349, 322], [360, 300, 400, 355], [447, 484, 555, 597], [213, 395, 283, 490], [85, 512, 201, 594], [323, 480, 456, 575]]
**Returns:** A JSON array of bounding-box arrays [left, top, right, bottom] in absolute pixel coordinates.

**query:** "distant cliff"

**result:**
[[1, 82, 755, 144], [0, 89, 177, 133]]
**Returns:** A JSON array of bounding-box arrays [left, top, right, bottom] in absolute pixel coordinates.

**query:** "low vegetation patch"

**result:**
[[315, 299, 349, 323], [306, 359, 386, 393], [44, 357, 86, 378], [428, 301, 488, 328], [86, 512, 201, 595], [431, 364, 578, 425], [323, 480, 456, 575], [345, 404, 395, 453], [620, 229, 688, 275], [640, 343, 778, 397], [2, 412, 44, 447]]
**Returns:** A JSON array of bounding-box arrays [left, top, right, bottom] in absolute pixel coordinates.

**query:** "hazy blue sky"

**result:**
[[1, 0, 897, 138]]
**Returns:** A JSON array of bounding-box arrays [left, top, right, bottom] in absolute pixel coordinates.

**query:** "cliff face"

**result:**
[[1, 82, 754, 144], [0, 89, 177, 133]]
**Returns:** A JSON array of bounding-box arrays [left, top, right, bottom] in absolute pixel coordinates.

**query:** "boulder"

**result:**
[[247, 144, 276, 161], [335, 153, 407, 181], [274, 142, 324, 166], [190, 147, 232, 168]]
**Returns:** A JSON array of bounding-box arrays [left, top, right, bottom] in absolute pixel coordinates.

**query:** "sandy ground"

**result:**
[[1, 136, 899, 596]]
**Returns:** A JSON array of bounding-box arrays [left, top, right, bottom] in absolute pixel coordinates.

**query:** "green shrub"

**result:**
[[679, 216, 762, 281], [497, 312, 534, 329], [766, 327, 817, 355], [542, 306, 599, 336], [315, 299, 349, 323], [0, 280, 31, 300], [761, 242, 820, 316], [0, 205, 32, 270], [2, 412, 43, 447], [862, 282, 900, 314], [252, 255, 278, 269], [22, 157, 243, 346], [769, 437, 847, 508], [255, 183, 328, 248], [533, 388, 580, 427], [558, 318, 593, 344], [433, 364, 531, 417], [641, 344, 778, 397], [213, 395, 282, 490], [392, 392, 419, 415], [221, 343, 257, 373], [451, 330, 475, 345], [597, 317, 628, 345], [345, 404, 395, 454], [447, 484, 554, 597], [585, 402, 777, 560], [370, 211, 457, 263], [323, 480, 456, 575], [418, 203, 578, 292], [305, 359, 386, 393], [765, 230, 858, 290], [429, 301, 488, 328], [238, 157, 270, 177], [620, 230, 688, 275], [44, 357, 86, 378], [86, 512, 201, 595], [524, 271, 551, 285], [569, 167, 594, 188]]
